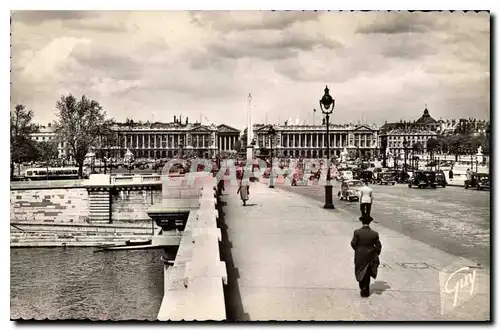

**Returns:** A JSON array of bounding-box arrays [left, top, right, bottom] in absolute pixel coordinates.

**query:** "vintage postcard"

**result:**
[[10, 10, 490, 322]]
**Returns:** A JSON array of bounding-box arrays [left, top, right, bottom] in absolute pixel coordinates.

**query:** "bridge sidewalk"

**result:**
[[221, 182, 489, 321]]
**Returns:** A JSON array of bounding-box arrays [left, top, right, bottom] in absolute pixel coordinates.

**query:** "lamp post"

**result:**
[[317, 86, 335, 209], [403, 138, 408, 182], [268, 126, 277, 188]]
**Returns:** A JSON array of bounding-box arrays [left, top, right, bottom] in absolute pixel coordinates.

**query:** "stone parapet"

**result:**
[[157, 178, 227, 321]]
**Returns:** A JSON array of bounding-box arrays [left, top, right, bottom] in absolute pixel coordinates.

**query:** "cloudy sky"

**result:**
[[11, 11, 490, 128]]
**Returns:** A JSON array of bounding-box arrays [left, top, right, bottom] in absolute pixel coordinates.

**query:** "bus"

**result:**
[[23, 167, 87, 180]]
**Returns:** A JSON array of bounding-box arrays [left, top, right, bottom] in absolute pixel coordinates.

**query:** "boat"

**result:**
[[94, 239, 152, 252]]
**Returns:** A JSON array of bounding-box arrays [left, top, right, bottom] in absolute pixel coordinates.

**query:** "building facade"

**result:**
[[379, 107, 439, 157], [30, 117, 241, 161], [29, 125, 71, 160], [252, 123, 380, 159], [107, 117, 241, 159], [438, 118, 489, 136]]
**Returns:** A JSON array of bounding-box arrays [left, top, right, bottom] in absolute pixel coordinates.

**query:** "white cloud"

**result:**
[[21, 37, 90, 82]]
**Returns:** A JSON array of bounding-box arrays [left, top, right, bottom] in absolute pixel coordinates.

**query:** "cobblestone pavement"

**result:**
[[276, 182, 491, 268]]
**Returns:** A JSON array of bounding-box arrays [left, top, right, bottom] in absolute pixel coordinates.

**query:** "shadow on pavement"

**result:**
[[243, 203, 257, 207], [218, 194, 249, 321], [371, 281, 391, 295]]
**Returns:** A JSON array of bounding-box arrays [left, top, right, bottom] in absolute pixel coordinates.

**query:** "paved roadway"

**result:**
[[276, 182, 490, 268]]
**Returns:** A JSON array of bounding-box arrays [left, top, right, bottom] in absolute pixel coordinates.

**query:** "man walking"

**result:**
[[359, 181, 373, 218]]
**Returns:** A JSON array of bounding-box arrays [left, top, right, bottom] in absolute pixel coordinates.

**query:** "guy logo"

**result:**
[[439, 264, 478, 315]]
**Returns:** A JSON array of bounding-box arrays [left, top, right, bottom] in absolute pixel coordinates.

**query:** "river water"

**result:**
[[10, 247, 164, 321]]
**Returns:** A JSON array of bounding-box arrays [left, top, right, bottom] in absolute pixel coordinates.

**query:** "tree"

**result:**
[[34, 140, 59, 179], [94, 119, 119, 174], [412, 142, 424, 154], [35, 140, 59, 163], [10, 105, 38, 179], [53, 94, 108, 178], [426, 137, 439, 160]]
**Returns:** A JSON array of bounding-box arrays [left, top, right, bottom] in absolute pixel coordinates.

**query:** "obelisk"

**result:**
[[246, 93, 254, 163]]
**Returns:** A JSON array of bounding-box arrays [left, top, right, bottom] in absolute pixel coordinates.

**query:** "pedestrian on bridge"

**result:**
[[359, 182, 373, 218], [350, 215, 382, 297], [237, 171, 250, 206]]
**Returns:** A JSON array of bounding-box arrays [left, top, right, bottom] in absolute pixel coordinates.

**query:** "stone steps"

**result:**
[[88, 191, 111, 223]]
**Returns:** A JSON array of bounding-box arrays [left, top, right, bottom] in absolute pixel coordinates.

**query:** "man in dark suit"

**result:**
[[350, 215, 382, 297]]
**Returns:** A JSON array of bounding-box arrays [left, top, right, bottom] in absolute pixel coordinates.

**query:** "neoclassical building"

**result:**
[[108, 116, 240, 159], [30, 116, 241, 161], [251, 123, 380, 159]]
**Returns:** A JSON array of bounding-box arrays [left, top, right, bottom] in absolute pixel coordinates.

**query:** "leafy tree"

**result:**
[[53, 94, 108, 178], [35, 140, 59, 164], [94, 119, 119, 174], [10, 105, 38, 179], [426, 137, 439, 161], [412, 142, 424, 154], [34, 140, 59, 179]]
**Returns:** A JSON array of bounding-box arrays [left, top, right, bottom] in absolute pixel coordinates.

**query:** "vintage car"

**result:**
[[358, 170, 375, 184], [338, 179, 364, 202], [435, 170, 447, 187], [336, 169, 353, 181], [408, 170, 438, 189], [465, 173, 490, 190], [376, 171, 397, 185]]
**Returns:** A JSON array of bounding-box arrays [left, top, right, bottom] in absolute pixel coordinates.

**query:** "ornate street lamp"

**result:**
[[403, 137, 408, 171], [402, 137, 408, 181], [268, 125, 277, 188], [317, 86, 335, 209]]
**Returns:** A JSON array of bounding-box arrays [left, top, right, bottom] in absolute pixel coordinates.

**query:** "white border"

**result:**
[[3, 1, 497, 330]]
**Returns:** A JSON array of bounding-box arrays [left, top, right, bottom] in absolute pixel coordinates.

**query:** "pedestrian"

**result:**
[[237, 171, 250, 206], [466, 168, 472, 179], [449, 167, 454, 180], [359, 181, 374, 218], [350, 215, 382, 297]]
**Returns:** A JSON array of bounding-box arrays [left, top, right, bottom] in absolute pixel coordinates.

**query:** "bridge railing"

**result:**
[[157, 178, 227, 321]]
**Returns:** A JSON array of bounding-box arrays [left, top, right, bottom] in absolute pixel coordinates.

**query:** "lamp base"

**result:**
[[323, 184, 335, 209], [269, 175, 275, 188]]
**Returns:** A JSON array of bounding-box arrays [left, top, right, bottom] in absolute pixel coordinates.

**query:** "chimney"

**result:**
[[179, 115, 182, 124], [174, 115, 177, 123], [186, 117, 188, 125]]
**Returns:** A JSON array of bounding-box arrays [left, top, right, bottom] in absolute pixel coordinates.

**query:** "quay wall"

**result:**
[[10, 186, 163, 223], [10, 188, 89, 223]]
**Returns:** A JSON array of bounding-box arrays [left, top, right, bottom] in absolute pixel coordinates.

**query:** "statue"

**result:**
[[477, 146, 483, 155]]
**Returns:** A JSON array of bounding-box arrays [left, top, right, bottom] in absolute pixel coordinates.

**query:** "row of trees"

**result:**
[[424, 132, 489, 162], [10, 95, 113, 179]]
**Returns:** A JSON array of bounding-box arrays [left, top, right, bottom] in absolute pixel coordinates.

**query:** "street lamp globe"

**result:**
[[320, 86, 334, 111]]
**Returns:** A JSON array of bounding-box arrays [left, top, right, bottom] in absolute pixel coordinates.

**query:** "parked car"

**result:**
[[408, 170, 438, 189], [359, 170, 375, 184], [338, 179, 364, 202], [337, 170, 353, 181], [376, 171, 397, 185], [435, 170, 447, 187], [465, 173, 489, 190]]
